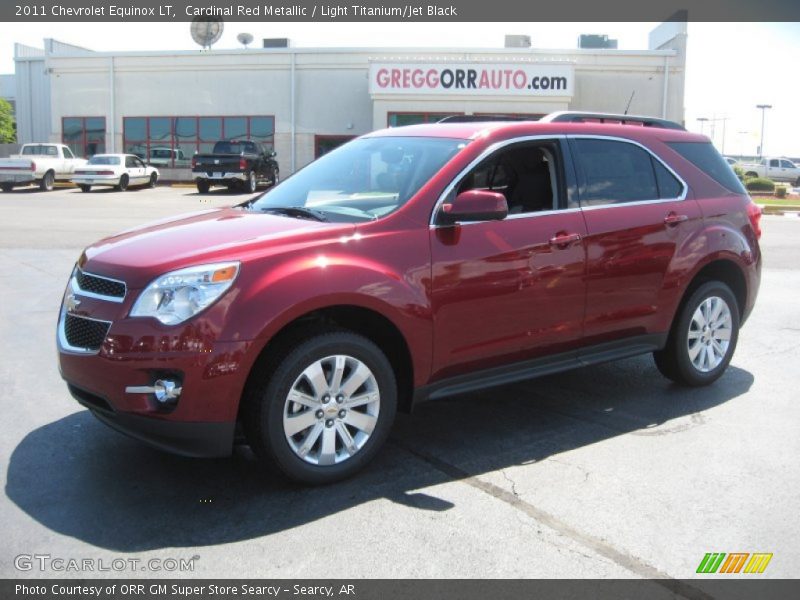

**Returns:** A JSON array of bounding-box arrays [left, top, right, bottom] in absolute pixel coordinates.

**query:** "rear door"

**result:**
[[568, 136, 701, 347], [429, 138, 587, 380]]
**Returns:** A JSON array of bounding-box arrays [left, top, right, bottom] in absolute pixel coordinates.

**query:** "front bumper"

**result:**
[[68, 383, 235, 457]]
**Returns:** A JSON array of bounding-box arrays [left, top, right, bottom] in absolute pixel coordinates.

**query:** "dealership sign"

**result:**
[[369, 63, 574, 97]]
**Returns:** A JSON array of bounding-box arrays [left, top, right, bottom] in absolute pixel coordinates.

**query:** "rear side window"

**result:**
[[653, 160, 683, 199], [667, 141, 747, 194], [572, 139, 658, 205]]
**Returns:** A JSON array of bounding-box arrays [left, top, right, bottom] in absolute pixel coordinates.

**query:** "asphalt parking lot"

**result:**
[[0, 185, 798, 585]]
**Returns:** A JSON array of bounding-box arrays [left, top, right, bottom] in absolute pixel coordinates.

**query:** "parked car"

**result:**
[[191, 140, 279, 194], [0, 143, 87, 192], [738, 156, 800, 185], [71, 154, 159, 192], [148, 147, 187, 167], [58, 112, 761, 484]]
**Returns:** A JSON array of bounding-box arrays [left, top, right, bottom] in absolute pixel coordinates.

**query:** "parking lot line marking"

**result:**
[[390, 436, 715, 600]]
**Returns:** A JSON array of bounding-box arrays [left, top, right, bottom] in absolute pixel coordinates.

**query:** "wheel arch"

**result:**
[[673, 258, 748, 331], [238, 304, 416, 429]]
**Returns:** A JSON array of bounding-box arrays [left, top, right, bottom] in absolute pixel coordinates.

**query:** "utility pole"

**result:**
[[756, 104, 772, 158]]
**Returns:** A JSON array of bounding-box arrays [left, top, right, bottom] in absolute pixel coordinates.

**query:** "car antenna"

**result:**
[[624, 91, 635, 115]]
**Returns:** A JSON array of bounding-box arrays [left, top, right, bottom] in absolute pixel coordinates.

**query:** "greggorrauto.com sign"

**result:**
[[369, 62, 574, 97]]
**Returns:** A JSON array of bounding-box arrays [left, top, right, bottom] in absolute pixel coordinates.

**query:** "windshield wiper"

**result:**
[[259, 206, 329, 222]]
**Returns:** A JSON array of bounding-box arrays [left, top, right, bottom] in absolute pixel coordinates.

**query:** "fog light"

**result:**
[[125, 379, 182, 403]]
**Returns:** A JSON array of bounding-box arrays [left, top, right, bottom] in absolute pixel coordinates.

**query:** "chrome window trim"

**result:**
[[57, 309, 112, 355], [568, 134, 688, 207], [429, 133, 689, 227], [73, 268, 127, 303]]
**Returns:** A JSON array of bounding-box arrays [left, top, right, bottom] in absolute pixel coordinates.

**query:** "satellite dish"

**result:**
[[237, 32, 254, 49], [190, 16, 224, 50]]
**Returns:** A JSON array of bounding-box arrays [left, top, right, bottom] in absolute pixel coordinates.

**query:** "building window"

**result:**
[[123, 116, 275, 168], [473, 112, 545, 120], [387, 112, 463, 127], [62, 117, 106, 157], [314, 135, 356, 158]]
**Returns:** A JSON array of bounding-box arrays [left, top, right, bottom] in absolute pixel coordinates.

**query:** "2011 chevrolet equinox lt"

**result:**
[[58, 112, 762, 484]]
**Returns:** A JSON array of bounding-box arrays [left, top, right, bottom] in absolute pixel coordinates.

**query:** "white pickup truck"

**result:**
[[738, 157, 800, 186], [0, 143, 87, 192]]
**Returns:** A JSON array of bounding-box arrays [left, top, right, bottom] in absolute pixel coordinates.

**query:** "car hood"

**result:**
[[82, 207, 354, 288]]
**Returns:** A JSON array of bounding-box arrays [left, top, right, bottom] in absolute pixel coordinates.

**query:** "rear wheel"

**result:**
[[272, 168, 280, 186], [78, 184, 91, 193], [244, 331, 397, 484], [116, 174, 129, 192], [196, 180, 209, 194], [654, 281, 740, 386], [40, 170, 55, 192], [1, 183, 12, 193], [745, 171, 759, 179], [149, 172, 158, 188], [244, 170, 257, 193]]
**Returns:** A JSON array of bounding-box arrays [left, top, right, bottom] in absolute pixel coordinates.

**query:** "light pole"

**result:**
[[697, 117, 728, 154], [756, 104, 772, 158], [697, 117, 709, 135]]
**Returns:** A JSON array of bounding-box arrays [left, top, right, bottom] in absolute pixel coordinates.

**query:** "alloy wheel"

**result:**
[[687, 296, 733, 372]]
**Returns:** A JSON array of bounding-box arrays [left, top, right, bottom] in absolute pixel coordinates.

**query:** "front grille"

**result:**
[[64, 314, 111, 351], [76, 269, 126, 298]]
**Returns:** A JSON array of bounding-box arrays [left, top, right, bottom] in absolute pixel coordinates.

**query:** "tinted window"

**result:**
[[770, 159, 780, 167], [573, 139, 658, 205], [667, 142, 747, 194], [653, 159, 683, 199], [781, 160, 795, 168]]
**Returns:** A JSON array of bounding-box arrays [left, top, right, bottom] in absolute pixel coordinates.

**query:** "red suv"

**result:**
[[58, 112, 762, 484]]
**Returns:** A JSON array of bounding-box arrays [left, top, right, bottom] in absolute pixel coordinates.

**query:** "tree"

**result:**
[[0, 98, 16, 144]]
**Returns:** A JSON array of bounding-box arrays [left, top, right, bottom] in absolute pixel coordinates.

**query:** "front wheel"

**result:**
[[654, 281, 740, 386], [40, 170, 55, 192], [272, 169, 280, 186], [116, 174, 129, 192], [149, 172, 158, 188], [1, 183, 13, 193], [244, 331, 397, 484]]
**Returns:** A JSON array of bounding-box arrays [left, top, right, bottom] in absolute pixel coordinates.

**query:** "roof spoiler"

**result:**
[[541, 111, 686, 131]]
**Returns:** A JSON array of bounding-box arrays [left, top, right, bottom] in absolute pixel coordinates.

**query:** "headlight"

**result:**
[[130, 262, 240, 325]]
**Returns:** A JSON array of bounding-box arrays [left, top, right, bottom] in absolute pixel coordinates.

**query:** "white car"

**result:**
[[72, 154, 159, 192]]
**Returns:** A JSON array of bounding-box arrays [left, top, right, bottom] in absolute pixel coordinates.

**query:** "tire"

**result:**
[[272, 169, 280, 186], [116, 174, 129, 192], [654, 281, 740, 387], [795, 177, 800, 187], [40, 170, 55, 192], [244, 331, 397, 485], [244, 170, 257, 194], [1, 183, 12, 193], [196, 180, 209, 194], [745, 172, 759, 179], [149, 172, 158, 188], [78, 184, 91, 193]]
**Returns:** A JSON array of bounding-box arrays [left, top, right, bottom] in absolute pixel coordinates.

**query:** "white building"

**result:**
[[13, 22, 687, 180]]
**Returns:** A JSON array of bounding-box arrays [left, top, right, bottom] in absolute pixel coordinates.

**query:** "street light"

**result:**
[[756, 104, 772, 158], [697, 117, 709, 135]]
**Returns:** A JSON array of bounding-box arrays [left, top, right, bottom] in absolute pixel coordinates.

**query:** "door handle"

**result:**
[[549, 232, 582, 247], [664, 213, 688, 226]]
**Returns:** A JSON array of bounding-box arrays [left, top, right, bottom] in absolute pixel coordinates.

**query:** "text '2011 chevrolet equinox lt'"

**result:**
[[58, 112, 762, 484]]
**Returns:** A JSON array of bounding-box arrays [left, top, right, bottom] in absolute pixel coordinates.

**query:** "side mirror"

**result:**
[[270, 151, 277, 158], [439, 190, 508, 225]]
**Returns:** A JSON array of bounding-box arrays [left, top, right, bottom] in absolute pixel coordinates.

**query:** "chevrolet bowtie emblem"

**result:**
[[65, 293, 81, 313]]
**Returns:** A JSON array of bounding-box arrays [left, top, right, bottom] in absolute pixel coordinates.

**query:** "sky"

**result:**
[[0, 21, 798, 156]]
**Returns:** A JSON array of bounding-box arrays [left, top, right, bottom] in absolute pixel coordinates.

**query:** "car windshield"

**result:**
[[88, 156, 120, 165], [249, 136, 467, 222]]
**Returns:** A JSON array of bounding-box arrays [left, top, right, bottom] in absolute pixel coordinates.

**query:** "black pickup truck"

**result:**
[[191, 140, 279, 194]]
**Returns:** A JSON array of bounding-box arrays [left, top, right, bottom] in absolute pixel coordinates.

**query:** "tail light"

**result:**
[[191, 156, 197, 169], [96, 170, 114, 175], [746, 200, 762, 239], [30, 161, 36, 172], [239, 157, 247, 170]]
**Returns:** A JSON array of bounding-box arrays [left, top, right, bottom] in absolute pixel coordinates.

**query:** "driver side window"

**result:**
[[457, 142, 559, 215]]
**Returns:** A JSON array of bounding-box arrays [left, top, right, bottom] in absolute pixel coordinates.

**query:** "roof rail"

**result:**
[[437, 115, 534, 124], [541, 111, 686, 131]]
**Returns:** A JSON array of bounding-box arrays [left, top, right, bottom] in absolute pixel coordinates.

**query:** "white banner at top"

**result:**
[[369, 62, 574, 97]]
